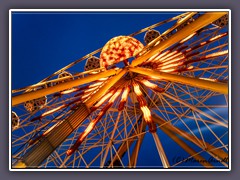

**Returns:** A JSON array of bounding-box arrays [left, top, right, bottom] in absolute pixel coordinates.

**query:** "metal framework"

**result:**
[[11, 11, 229, 169]]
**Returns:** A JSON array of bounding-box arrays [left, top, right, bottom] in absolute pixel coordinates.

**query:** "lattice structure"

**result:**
[[12, 11, 229, 169]]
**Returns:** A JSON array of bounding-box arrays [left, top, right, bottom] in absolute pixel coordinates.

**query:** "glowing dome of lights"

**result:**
[[100, 36, 144, 67]]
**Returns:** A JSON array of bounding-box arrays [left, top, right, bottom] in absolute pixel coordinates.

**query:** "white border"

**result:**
[[9, 9, 231, 172]]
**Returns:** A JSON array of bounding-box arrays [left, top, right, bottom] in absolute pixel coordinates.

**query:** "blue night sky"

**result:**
[[11, 11, 228, 168], [12, 11, 182, 89]]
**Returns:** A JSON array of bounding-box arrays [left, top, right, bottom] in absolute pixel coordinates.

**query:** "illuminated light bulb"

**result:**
[[140, 106, 152, 122], [91, 89, 115, 111], [42, 105, 66, 117], [187, 66, 194, 70], [160, 56, 185, 67], [199, 77, 217, 82], [89, 81, 104, 88], [158, 62, 180, 70], [209, 32, 228, 42], [148, 52, 161, 62], [118, 86, 130, 111], [140, 79, 158, 89], [84, 86, 98, 93], [158, 51, 178, 62], [109, 89, 122, 103], [159, 68, 176, 73], [179, 32, 196, 44], [185, 48, 192, 53], [160, 52, 184, 64], [152, 51, 170, 62], [133, 83, 143, 96], [200, 41, 207, 46], [139, 79, 164, 93], [60, 88, 78, 95], [139, 105, 156, 133], [98, 77, 109, 81], [204, 50, 228, 59]]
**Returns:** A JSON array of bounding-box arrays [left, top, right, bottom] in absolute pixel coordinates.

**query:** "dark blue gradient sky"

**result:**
[[11, 11, 228, 168]]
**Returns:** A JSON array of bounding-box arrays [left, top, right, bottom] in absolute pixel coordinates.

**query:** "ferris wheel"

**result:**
[[11, 11, 229, 169]]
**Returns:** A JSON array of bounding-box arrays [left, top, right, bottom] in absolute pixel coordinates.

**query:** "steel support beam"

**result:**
[[12, 68, 122, 106], [107, 118, 143, 168], [13, 104, 90, 168], [162, 92, 228, 128], [13, 69, 127, 168], [129, 67, 228, 94], [153, 114, 228, 167], [152, 115, 213, 167], [152, 132, 170, 168], [131, 12, 227, 67]]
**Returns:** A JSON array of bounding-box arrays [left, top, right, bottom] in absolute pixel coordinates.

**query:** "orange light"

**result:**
[[92, 90, 115, 110], [209, 32, 228, 42], [200, 41, 207, 46], [43, 121, 61, 135], [109, 89, 122, 103], [42, 105, 66, 117], [199, 77, 217, 82], [89, 81, 104, 88], [152, 51, 170, 62], [161, 52, 184, 63], [98, 77, 109, 81], [179, 32, 196, 44], [140, 79, 158, 89], [133, 83, 143, 96], [148, 52, 161, 62], [84, 86, 98, 93], [60, 88, 79, 95], [158, 51, 178, 62], [187, 66, 194, 70], [80, 121, 96, 141], [121, 86, 130, 102], [140, 106, 152, 123], [81, 89, 99, 100], [159, 68, 176, 73], [205, 50, 228, 59], [158, 62, 181, 70]]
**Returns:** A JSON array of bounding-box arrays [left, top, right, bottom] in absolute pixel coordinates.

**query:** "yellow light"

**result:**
[[81, 121, 95, 141], [120, 86, 130, 102], [43, 121, 61, 135], [158, 62, 181, 70], [133, 83, 142, 96], [140, 79, 157, 89], [205, 50, 228, 59], [161, 52, 184, 63], [42, 105, 65, 117], [159, 68, 176, 73], [140, 106, 152, 123], [109, 89, 122, 103], [160, 56, 184, 66], [179, 32, 196, 43], [148, 52, 161, 61], [152, 51, 170, 62], [200, 41, 207, 46], [199, 77, 217, 82], [209, 32, 228, 42], [89, 81, 104, 88], [93, 90, 115, 108], [84, 86, 98, 93], [158, 51, 178, 62], [60, 88, 78, 95]]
